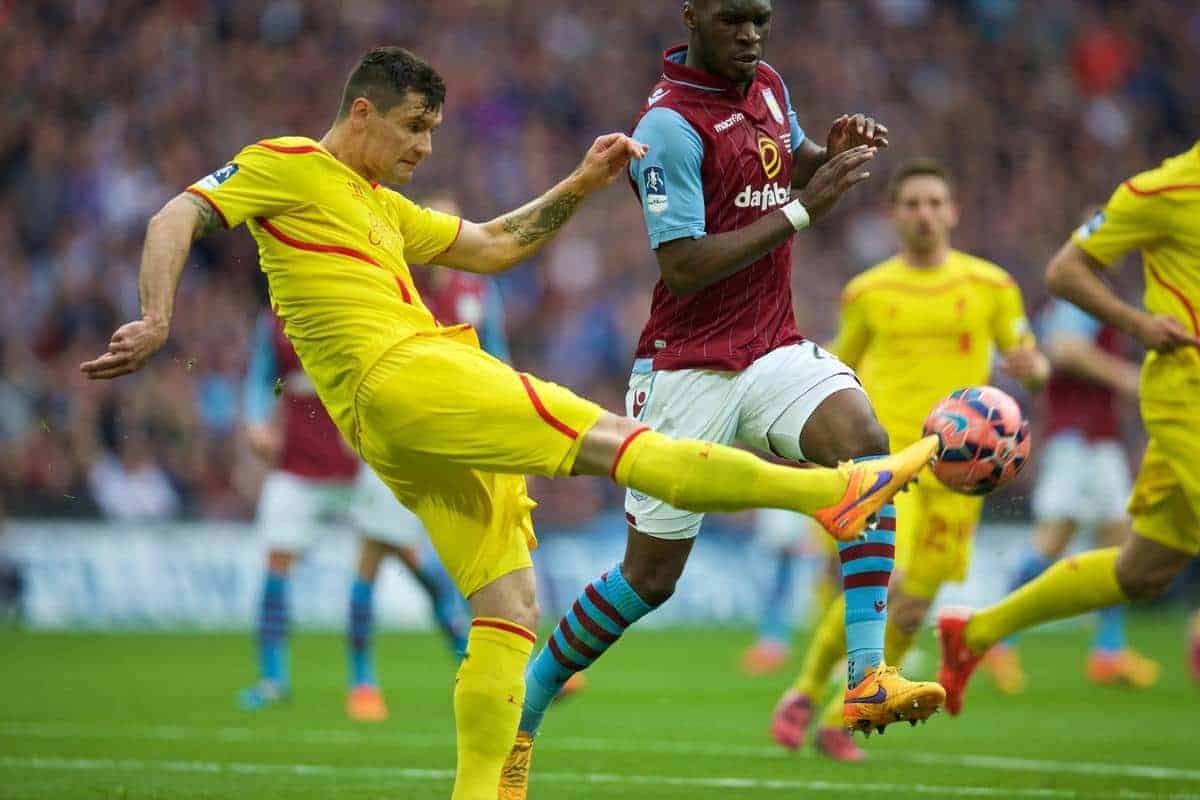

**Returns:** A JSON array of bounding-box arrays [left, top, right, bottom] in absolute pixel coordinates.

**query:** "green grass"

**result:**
[[1, 616, 1198, 799]]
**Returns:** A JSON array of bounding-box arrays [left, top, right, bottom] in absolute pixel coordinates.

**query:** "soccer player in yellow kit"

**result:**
[[770, 160, 1049, 760], [80, 47, 938, 799], [937, 142, 1200, 716]]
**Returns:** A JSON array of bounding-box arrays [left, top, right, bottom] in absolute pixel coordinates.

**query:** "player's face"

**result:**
[[367, 92, 443, 185], [892, 175, 959, 252], [686, 0, 772, 85]]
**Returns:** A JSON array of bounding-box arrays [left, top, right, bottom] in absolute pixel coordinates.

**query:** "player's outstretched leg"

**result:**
[[238, 551, 294, 710], [935, 542, 1192, 715]]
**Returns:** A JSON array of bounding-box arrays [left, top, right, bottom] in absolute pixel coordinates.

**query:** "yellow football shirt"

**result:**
[[187, 136, 463, 438], [831, 250, 1033, 449], [1071, 142, 1200, 406]]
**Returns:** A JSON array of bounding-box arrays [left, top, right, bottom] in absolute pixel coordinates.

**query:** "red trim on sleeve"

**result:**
[[518, 374, 578, 440], [436, 217, 464, 258], [1124, 180, 1200, 197], [255, 217, 383, 268], [1146, 263, 1200, 336], [185, 187, 230, 229], [254, 141, 323, 155], [471, 618, 536, 644], [609, 425, 651, 480]]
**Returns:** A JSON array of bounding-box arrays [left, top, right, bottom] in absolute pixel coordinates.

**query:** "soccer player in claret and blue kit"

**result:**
[[506, 1, 946, 791]]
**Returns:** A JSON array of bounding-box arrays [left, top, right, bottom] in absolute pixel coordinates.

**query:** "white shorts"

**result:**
[[256, 471, 356, 553], [1032, 432, 1132, 525], [348, 464, 427, 548], [624, 343, 863, 539]]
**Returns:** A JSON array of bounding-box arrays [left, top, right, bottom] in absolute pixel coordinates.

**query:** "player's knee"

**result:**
[[1115, 561, 1174, 601], [621, 560, 680, 607], [506, 595, 540, 632], [825, 418, 889, 462]]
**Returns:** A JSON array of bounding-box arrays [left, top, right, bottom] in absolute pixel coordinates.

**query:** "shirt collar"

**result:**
[[661, 44, 740, 93]]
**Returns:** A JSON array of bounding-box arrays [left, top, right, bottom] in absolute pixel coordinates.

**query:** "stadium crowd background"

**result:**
[[1, 0, 1197, 528]]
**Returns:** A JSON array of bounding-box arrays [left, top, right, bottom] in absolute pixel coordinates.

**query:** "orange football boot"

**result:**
[[813, 436, 939, 541]]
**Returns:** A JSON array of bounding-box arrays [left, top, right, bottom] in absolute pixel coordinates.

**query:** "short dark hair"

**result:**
[[337, 47, 445, 119], [888, 158, 954, 203]]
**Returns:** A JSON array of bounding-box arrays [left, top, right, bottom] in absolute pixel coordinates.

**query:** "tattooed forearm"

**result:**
[[184, 193, 223, 240], [501, 191, 582, 247]]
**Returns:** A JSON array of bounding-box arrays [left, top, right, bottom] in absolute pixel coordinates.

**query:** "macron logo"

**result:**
[[734, 182, 791, 211], [713, 112, 745, 133]]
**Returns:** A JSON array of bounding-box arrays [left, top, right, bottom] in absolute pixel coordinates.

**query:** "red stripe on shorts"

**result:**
[[472, 618, 536, 644], [519, 374, 578, 439]]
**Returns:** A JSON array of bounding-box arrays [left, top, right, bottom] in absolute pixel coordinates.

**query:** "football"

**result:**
[[923, 386, 1031, 495]]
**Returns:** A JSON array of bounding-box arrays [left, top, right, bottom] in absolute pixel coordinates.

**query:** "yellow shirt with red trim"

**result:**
[[830, 250, 1033, 449], [1072, 142, 1200, 406], [187, 136, 463, 438]]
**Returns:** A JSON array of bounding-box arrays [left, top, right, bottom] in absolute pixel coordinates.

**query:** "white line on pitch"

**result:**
[[6, 755, 1189, 799], [2, 721, 1198, 784]]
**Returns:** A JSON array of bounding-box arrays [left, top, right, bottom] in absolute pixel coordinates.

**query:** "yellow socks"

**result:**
[[452, 618, 535, 800], [612, 429, 844, 515], [885, 620, 916, 666], [793, 594, 846, 697], [965, 548, 1127, 654]]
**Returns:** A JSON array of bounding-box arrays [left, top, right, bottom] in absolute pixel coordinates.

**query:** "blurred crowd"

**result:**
[[0, 0, 1196, 523]]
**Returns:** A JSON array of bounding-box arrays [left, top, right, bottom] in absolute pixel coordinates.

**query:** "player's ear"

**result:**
[[682, 1, 697, 30], [348, 97, 375, 130]]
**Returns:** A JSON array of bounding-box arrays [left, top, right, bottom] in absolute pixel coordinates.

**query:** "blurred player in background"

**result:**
[[738, 510, 839, 676], [509, 4, 946, 790], [239, 307, 468, 721], [988, 295, 1158, 694], [770, 159, 1049, 761], [82, 46, 935, 800], [938, 141, 1200, 717]]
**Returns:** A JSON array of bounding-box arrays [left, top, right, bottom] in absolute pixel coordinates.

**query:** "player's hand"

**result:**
[[1000, 347, 1050, 387], [573, 133, 649, 193], [79, 315, 169, 380], [1133, 313, 1200, 354], [245, 422, 283, 464], [798, 145, 876, 220], [826, 114, 889, 156]]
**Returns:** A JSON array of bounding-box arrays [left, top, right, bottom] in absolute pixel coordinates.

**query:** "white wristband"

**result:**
[[781, 198, 810, 232]]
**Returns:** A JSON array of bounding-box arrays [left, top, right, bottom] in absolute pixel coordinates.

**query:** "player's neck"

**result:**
[[319, 127, 372, 184], [900, 244, 951, 269]]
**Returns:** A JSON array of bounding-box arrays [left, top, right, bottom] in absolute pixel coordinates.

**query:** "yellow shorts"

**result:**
[[1128, 403, 1200, 556], [894, 477, 985, 600], [352, 329, 607, 596]]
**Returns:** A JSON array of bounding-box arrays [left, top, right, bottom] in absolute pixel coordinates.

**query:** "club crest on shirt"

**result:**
[[643, 166, 668, 214], [196, 163, 239, 189], [762, 88, 785, 126]]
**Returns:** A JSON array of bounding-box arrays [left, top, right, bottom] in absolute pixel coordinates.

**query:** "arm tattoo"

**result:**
[[184, 193, 222, 240], [501, 191, 582, 247]]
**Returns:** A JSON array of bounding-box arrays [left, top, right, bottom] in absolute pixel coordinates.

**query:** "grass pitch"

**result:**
[[1, 615, 1197, 799]]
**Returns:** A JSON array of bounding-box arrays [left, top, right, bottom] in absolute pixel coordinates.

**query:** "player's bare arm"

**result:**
[[1046, 241, 1200, 353], [791, 114, 889, 190], [79, 192, 215, 380], [656, 145, 875, 296], [435, 133, 647, 273], [1047, 334, 1141, 396], [998, 346, 1051, 390]]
